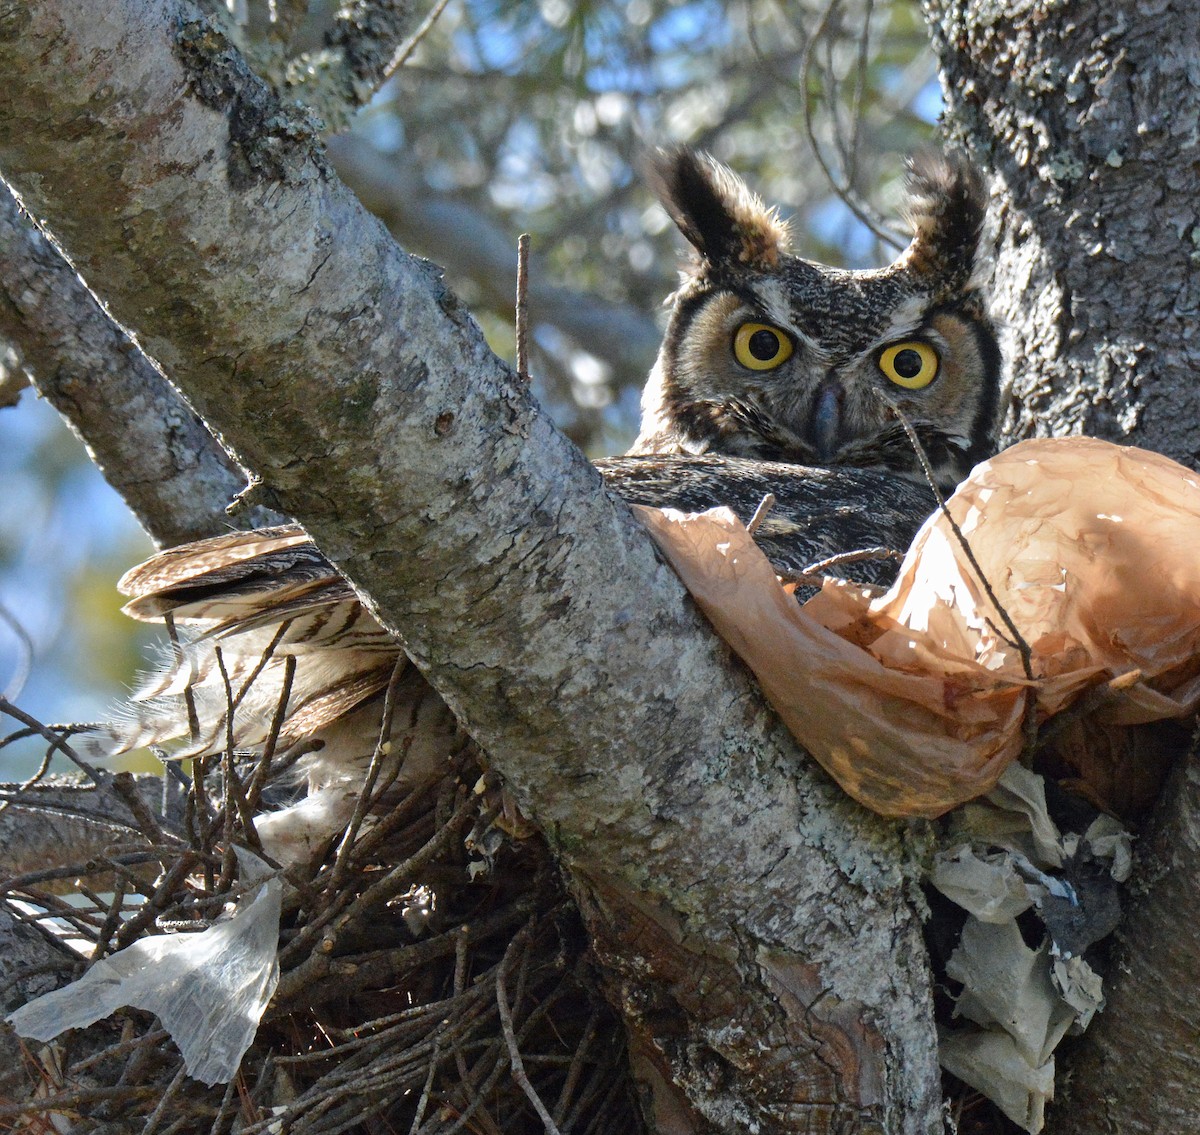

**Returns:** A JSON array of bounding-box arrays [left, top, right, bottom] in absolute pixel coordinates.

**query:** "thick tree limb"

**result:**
[[926, 0, 1200, 464], [0, 774, 171, 885], [925, 1, 1200, 1128], [0, 4, 939, 1130], [1051, 747, 1200, 1131], [0, 183, 281, 544]]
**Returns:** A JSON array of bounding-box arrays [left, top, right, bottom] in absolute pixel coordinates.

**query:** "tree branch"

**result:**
[[0, 182, 282, 544], [0, 774, 170, 884], [926, 1, 1200, 1128], [0, 4, 939, 1128]]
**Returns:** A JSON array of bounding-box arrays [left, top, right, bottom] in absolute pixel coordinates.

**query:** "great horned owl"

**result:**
[[76, 150, 993, 860], [632, 149, 1001, 491]]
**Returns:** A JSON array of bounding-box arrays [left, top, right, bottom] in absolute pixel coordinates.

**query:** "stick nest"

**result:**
[[0, 706, 644, 1135]]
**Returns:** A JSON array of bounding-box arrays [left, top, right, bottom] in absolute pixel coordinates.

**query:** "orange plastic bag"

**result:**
[[637, 438, 1200, 817]]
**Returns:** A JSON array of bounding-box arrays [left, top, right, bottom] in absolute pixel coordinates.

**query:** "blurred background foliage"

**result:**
[[1, 0, 940, 774]]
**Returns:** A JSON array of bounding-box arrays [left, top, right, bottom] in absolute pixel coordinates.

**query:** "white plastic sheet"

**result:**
[[8, 850, 282, 1085]]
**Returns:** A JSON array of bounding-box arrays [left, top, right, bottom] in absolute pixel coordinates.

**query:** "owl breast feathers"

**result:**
[[633, 149, 1001, 491]]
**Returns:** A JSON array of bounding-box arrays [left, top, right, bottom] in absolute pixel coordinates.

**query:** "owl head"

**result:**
[[632, 149, 1001, 490]]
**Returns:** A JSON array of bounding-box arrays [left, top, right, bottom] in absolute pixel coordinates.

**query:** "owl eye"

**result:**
[[878, 341, 939, 389], [733, 322, 793, 371]]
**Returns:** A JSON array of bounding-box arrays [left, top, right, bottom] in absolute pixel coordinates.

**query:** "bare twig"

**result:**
[[384, 0, 454, 79], [245, 653, 296, 813], [782, 544, 903, 586], [111, 770, 172, 848], [799, 0, 906, 249], [745, 492, 775, 536], [138, 1059, 188, 1135], [0, 599, 33, 700], [325, 656, 410, 896], [0, 697, 107, 788], [801, 545, 903, 577], [515, 233, 531, 385], [496, 927, 563, 1135], [887, 402, 1040, 755], [164, 613, 202, 749]]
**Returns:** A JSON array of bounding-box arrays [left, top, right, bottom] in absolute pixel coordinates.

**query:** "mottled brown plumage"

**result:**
[[634, 149, 1001, 491], [79, 454, 936, 862]]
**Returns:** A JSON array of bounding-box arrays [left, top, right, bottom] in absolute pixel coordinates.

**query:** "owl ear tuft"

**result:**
[[898, 151, 988, 294], [646, 148, 791, 272]]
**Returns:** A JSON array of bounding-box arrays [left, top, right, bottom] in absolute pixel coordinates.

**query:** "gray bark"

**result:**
[[927, 0, 1200, 464], [0, 3, 941, 1131], [0, 773, 172, 884], [0, 184, 282, 543], [926, 0, 1200, 1128]]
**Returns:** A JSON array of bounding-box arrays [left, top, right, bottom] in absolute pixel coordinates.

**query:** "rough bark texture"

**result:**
[[0, 774, 171, 883], [0, 3, 942, 1130], [1052, 747, 1200, 1132], [0, 185, 281, 543], [926, 1, 1200, 1128], [927, 0, 1200, 463]]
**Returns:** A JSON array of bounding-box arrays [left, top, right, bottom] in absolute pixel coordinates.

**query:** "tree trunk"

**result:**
[[926, 0, 1200, 1128], [0, 2, 942, 1130]]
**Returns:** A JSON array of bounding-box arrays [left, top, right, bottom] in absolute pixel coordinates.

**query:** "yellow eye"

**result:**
[[733, 322, 793, 371], [878, 341, 939, 389]]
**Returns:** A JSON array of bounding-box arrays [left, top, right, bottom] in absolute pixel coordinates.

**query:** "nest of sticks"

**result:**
[[0, 697, 643, 1135]]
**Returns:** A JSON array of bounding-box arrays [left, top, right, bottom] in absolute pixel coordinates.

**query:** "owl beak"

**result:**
[[808, 377, 843, 461]]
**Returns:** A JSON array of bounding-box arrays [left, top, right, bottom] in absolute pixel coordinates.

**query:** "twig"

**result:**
[[0, 1085, 161, 1119], [206, 1071, 240, 1135], [114, 851, 197, 950], [164, 613, 201, 748], [406, 1035, 443, 1135], [232, 619, 291, 712], [325, 657, 409, 897], [800, 0, 905, 249], [0, 697, 107, 788], [745, 492, 775, 536], [214, 646, 265, 866], [139, 1061, 188, 1135], [553, 1005, 600, 1127], [496, 928, 563, 1135], [111, 770, 172, 848], [215, 646, 241, 889], [89, 876, 128, 960], [887, 401, 1040, 756], [245, 653, 296, 813], [0, 729, 56, 815], [801, 545, 903, 577], [515, 233, 531, 384], [0, 599, 33, 700], [383, 0, 454, 78], [69, 1027, 170, 1075]]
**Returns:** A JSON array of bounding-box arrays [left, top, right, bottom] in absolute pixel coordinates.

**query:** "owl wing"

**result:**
[[79, 524, 398, 765], [80, 456, 932, 768]]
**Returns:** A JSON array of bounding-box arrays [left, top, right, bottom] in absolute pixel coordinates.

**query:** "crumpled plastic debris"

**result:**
[[938, 1027, 1055, 1133], [636, 436, 1200, 817], [7, 848, 282, 1085], [927, 763, 1131, 1131]]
